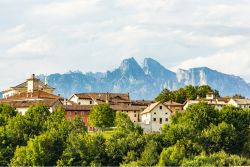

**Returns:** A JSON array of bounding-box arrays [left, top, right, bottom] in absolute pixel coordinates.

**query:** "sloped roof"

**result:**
[[111, 104, 144, 111], [140, 101, 162, 115], [0, 98, 61, 108], [164, 101, 184, 106], [233, 99, 250, 105], [74, 93, 130, 103], [5, 90, 61, 100]]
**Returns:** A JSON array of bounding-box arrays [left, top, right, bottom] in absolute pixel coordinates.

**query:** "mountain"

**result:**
[[38, 57, 250, 100]]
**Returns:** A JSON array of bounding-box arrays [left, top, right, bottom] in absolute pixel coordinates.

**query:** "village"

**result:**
[[1, 74, 250, 133]]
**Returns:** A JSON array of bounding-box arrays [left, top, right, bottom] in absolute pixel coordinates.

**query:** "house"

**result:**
[[68, 92, 130, 105], [140, 102, 172, 133], [0, 74, 62, 114], [227, 98, 250, 109], [66, 92, 147, 123], [164, 101, 184, 114], [183, 93, 230, 110], [2, 74, 55, 99]]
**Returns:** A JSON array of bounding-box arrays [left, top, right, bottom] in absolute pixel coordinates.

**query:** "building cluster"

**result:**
[[1, 74, 250, 133]]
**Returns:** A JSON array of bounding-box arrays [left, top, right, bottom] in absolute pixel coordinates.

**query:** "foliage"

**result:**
[[57, 132, 107, 166], [181, 151, 250, 166], [158, 140, 202, 166], [88, 104, 115, 130], [0, 102, 249, 166], [155, 85, 219, 103], [200, 122, 237, 153], [0, 103, 17, 126]]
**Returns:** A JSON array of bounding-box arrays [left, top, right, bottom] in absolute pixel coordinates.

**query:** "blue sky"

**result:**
[[1, 0, 250, 88]]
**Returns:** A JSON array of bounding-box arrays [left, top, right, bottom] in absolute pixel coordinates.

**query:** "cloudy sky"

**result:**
[[1, 0, 250, 89]]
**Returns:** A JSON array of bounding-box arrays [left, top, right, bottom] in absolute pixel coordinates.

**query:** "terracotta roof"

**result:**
[[111, 104, 143, 111], [233, 99, 250, 105], [5, 90, 60, 100], [74, 93, 130, 103], [62, 105, 93, 111], [131, 100, 154, 106], [0, 98, 61, 108], [164, 101, 184, 106]]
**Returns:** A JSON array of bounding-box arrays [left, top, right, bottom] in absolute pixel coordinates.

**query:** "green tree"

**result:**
[[181, 151, 250, 166], [88, 104, 115, 131], [139, 140, 159, 166], [24, 105, 51, 136], [57, 132, 107, 166], [200, 122, 237, 153], [10, 131, 61, 166], [184, 85, 197, 100], [115, 112, 135, 132], [0, 103, 17, 126], [219, 105, 250, 154], [155, 88, 174, 102], [158, 140, 202, 166]]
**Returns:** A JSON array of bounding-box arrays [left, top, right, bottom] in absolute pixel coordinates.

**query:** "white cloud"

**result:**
[[32, 0, 100, 17], [1, 0, 250, 88], [175, 47, 250, 82], [7, 36, 53, 55]]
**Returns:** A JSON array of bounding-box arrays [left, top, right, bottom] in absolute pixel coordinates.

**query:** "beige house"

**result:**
[[140, 102, 172, 133], [228, 98, 250, 109], [66, 92, 146, 123], [183, 92, 230, 110], [0, 74, 62, 114], [2, 74, 54, 99], [164, 101, 183, 114]]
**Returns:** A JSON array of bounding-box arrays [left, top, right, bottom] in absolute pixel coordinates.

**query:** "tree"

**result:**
[[155, 88, 174, 102], [0, 103, 17, 126], [88, 104, 115, 131], [115, 112, 135, 132], [57, 132, 107, 166], [158, 140, 202, 166], [139, 140, 159, 166], [10, 131, 61, 166], [24, 105, 51, 136], [200, 122, 237, 153], [181, 151, 250, 166]]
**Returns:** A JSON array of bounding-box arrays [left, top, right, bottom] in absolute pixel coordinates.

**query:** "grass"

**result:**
[[89, 127, 116, 139]]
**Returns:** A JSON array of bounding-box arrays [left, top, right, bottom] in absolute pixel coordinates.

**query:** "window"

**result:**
[[154, 112, 156, 114], [159, 118, 162, 124], [127, 111, 128, 113], [165, 112, 168, 115], [67, 111, 71, 116], [153, 118, 156, 122], [75, 112, 78, 117], [81, 111, 84, 116], [134, 111, 136, 113], [159, 106, 162, 109], [165, 118, 168, 121], [90, 101, 92, 104], [134, 114, 137, 117]]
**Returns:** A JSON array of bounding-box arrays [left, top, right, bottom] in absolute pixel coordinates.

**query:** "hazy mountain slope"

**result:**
[[38, 58, 250, 100]]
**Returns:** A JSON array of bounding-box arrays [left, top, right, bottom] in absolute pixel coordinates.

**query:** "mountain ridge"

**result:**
[[38, 57, 250, 100]]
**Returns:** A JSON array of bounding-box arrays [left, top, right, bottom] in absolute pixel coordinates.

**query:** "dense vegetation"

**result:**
[[155, 85, 220, 103], [0, 102, 249, 166]]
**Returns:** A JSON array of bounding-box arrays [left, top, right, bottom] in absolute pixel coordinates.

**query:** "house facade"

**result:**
[[228, 98, 250, 108], [0, 74, 62, 114], [140, 102, 172, 133]]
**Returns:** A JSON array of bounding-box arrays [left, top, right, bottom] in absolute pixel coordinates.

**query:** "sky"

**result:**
[[1, 0, 250, 89]]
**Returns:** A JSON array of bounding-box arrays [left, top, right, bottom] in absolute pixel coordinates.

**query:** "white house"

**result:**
[[140, 102, 172, 133], [228, 98, 250, 109]]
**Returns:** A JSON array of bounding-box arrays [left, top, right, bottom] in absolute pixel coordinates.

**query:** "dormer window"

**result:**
[[159, 106, 162, 109]]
